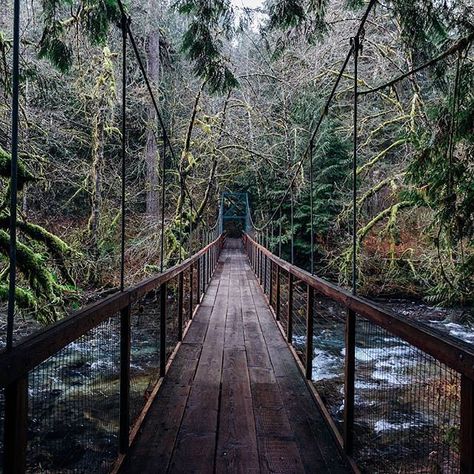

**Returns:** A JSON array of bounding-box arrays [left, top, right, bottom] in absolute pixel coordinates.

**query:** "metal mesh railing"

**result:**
[[27, 316, 121, 473], [166, 276, 180, 361], [192, 262, 199, 310], [270, 262, 277, 309], [129, 291, 161, 426], [353, 316, 461, 473], [312, 293, 346, 431], [245, 234, 467, 473], [292, 280, 307, 365], [264, 256, 271, 297], [183, 266, 192, 323], [279, 269, 289, 331]]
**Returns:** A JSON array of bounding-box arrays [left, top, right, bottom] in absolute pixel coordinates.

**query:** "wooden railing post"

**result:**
[[461, 375, 474, 473], [287, 273, 294, 343], [4, 376, 28, 473], [255, 247, 259, 277], [306, 286, 314, 380], [343, 309, 356, 455], [160, 282, 167, 377], [263, 254, 267, 293], [119, 303, 131, 454], [211, 246, 214, 274], [253, 244, 256, 272], [178, 272, 184, 341], [276, 266, 281, 321], [258, 248, 261, 280], [189, 264, 194, 319], [196, 258, 201, 303], [206, 247, 209, 285], [269, 260, 273, 306]]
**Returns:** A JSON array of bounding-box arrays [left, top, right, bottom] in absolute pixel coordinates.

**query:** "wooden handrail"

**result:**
[[244, 233, 474, 379], [244, 232, 474, 472], [0, 234, 224, 387]]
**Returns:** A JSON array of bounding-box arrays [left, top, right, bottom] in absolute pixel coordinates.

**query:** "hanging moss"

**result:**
[[0, 283, 37, 310], [0, 230, 59, 299], [0, 146, 35, 190], [0, 217, 76, 285]]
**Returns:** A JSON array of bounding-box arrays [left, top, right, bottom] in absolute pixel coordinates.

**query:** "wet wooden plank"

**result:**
[[167, 257, 230, 472], [120, 240, 350, 474], [216, 348, 259, 473], [253, 285, 349, 473], [119, 342, 203, 473]]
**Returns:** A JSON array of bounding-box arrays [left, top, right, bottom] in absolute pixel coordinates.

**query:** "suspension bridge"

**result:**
[[1, 0, 473, 473]]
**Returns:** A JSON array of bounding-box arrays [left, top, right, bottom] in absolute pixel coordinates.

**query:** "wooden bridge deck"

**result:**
[[120, 239, 350, 473]]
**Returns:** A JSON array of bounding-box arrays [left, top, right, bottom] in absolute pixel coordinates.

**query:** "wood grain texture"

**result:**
[[120, 239, 350, 474]]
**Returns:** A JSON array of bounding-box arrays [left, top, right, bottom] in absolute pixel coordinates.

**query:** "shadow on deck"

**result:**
[[120, 238, 350, 473]]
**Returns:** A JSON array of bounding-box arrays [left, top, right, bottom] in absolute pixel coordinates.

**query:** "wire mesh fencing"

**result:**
[[27, 316, 121, 473], [291, 280, 308, 366], [130, 291, 160, 426], [166, 276, 180, 362], [244, 233, 468, 473], [279, 269, 289, 333], [311, 293, 347, 432], [270, 262, 277, 309], [192, 262, 199, 310], [353, 315, 461, 473], [264, 256, 271, 298], [183, 266, 192, 323]]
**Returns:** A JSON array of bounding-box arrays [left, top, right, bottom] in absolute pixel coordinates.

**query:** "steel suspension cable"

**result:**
[[447, 51, 462, 212], [248, 0, 377, 232], [120, 14, 128, 292], [116, 0, 176, 163], [160, 135, 167, 272], [6, 0, 20, 351], [290, 185, 294, 264], [352, 35, 360, 296], [309, 139, 314, 275], [358, 33, 473, 96], [278, 207, 282, 257]]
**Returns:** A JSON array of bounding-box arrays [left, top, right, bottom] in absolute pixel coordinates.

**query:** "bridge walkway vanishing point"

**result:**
[[120, 238, 350, 473]]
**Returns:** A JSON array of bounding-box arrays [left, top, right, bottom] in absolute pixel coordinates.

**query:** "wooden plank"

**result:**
[[248, 366, 305, 473], [121, 239, 350, 474], [119, 343, 203, 473], [248, 263, 349, 474], [168, 257, 230, 472], [216, 348, 259, 473]]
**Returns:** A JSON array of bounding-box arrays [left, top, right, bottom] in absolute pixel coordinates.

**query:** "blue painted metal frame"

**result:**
[[220, 192, 251, 233]]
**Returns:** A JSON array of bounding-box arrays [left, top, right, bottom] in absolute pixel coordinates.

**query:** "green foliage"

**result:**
[[177, 0, 238, 93], [0, 146, 35, 190], [406, 59, 474, 304], [290, 121, 350, 266], [268, 0, 306, 29], [38, 21, 73, 72], [265, 0, 328, 48], [0, 148, 74, 322], [38, 0, 120, 72], [0, 284, 37, 312]]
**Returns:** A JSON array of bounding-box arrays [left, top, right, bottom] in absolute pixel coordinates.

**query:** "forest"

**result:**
[[0, 0, 473, 340]]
